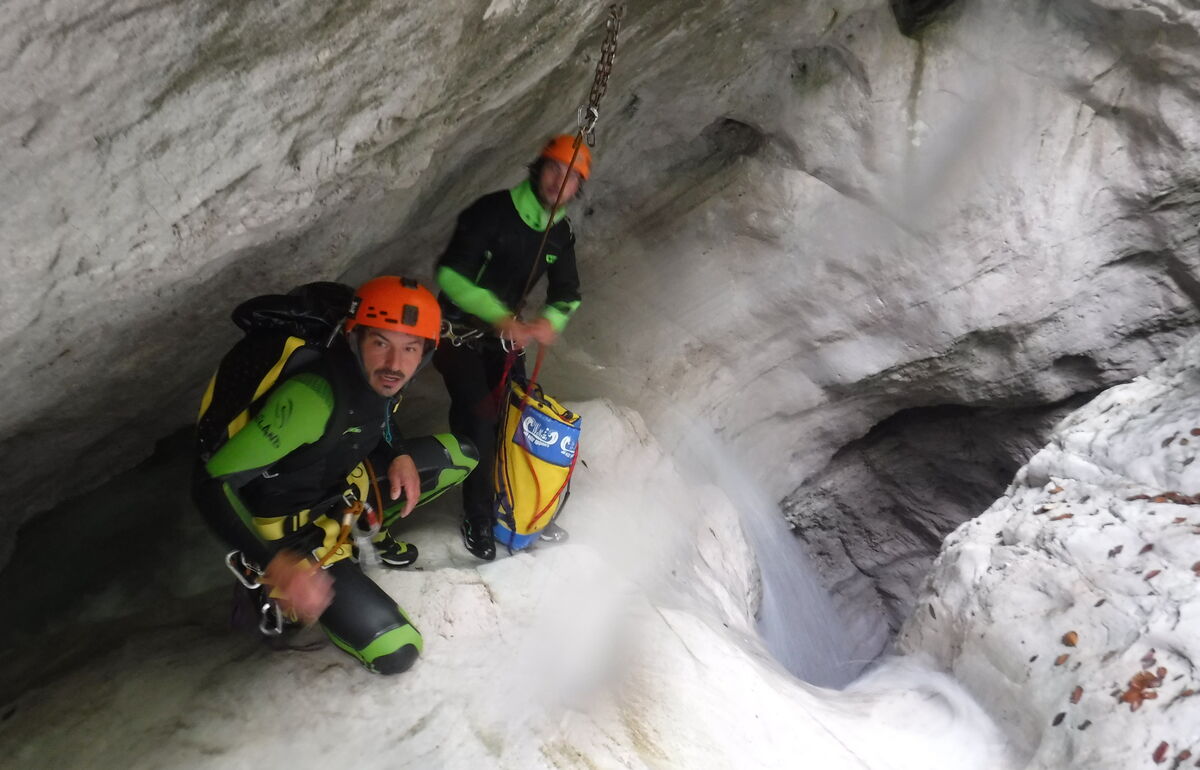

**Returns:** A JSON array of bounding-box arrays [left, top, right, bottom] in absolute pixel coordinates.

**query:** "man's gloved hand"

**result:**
[[388, 453, 421, 517], [264, 550, 334, 625], [529, 317, 558, 347]]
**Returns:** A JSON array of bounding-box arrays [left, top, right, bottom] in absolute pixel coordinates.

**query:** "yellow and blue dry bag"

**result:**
[[493, 378, 581, 550]]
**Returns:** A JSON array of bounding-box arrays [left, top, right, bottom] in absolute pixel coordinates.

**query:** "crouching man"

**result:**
[[192, 276, 478, 674]]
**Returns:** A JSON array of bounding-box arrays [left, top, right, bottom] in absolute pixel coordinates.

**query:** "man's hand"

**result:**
[[495, 316, 533, 349], [388, 453, 421, 517], [529, 317, 558, 347], [264, 551, 334, 625]]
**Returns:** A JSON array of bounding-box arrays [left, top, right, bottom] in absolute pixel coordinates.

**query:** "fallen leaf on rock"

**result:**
[[1120, 668, 1166, 711], [1178, 749, 1192, 761], [1154, 742, 1169, 764], [1192, 562, 1200, 576], [1070, 686, 1083, 704], [1141, 544, 1155, 554], [1055, 654, 1070, 666], [1050, 513, 1074, 521], [1109, 545, 1124, 558], [1191, 428, 1200, 436], [1146, 569, 1162, 580], [1129, 494, 1151, 501], [1051, 712, 1064, 726], [1142, 650, 1158, 668], [1095, 599, 1106, 607], [1062, 631, 1079, 647], [1180, 689, 1196, 698], [1175, 517, 1188, 524], [1050, 486, 1064, 494], [1164, 436, 1178, 448], [1077, 720, 1092, 730]]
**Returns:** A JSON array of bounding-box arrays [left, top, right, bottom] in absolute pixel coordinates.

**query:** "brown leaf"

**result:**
[[1062, 631, 1079, 647], [1055, 654, 1070, 666], [1109, 545, 1124, 558], [1143, 650, 1158, 668], [1050, 486, 1064, 494], [1070, 686, 1083, 704], [1078, 719, 1092, 730], [1178, 750, 1192, 761], [1140, 543, 1155, 554], [1051, 513, 1074, 521], [1192, 562, 1200, 576], [1051, 712, 1065, 726], [1146, 569, 1162, 580], [1175, 517, 1188, 524], [1191, 428, 1200, 436], [1095, 598, 1107, 607], [1154, 741, 1169, 764], [1180, 689, 1196, 697]]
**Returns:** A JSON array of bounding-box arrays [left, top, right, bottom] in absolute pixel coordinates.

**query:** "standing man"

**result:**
[[193, 277, 478, 674], [434, 135, 590, 560]]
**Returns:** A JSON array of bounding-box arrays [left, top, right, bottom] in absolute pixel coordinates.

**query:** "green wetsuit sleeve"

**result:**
[[192, 373, 334, 564], [437, 266, 512, 325], [205, 373, 334, 480]]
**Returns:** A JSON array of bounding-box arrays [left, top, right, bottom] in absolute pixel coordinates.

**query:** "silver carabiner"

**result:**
[[225, 550, 262, 589], [259, 600, 284, 636]]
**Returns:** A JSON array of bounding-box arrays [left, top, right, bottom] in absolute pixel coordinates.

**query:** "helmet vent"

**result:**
[[402, 304, 419, 326]]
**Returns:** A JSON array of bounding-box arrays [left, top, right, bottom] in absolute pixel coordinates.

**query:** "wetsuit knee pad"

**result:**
[[320, 561, 424, 674], [371, 638, 421, 675]]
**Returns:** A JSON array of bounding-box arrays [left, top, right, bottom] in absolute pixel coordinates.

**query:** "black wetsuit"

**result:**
[[433, 180, 582, 525], [192, 336, 478, 674]]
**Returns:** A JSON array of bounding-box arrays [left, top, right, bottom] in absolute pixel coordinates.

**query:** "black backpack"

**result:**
[[196, 282, 355, 462]]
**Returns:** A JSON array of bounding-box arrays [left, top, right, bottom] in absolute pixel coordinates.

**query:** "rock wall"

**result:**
[[3, 0, 1200, 663], [901, 335, 1200, 768]]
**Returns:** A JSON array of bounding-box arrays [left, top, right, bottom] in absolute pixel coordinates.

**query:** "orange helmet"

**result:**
[[345, 276, 441, 347], [540, 134, 592, 180]]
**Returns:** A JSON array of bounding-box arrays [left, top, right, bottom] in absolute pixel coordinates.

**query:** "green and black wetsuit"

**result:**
[[433, 180, 582, 526], [193, 337, 478, 674]]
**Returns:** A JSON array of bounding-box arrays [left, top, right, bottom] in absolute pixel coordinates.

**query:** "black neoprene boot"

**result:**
[[461, 517, 496, 561]]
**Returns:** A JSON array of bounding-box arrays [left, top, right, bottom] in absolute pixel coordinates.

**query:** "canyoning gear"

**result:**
[[196, 282, 355, 463], [435, 180, 581, 334], [461, 516, 497, 561], [541, 135, 592, 180], [493, 379, 581, 551], [373, 534, 419, 569], [578, 4, 625, 146], [344, 276, 442, 345]]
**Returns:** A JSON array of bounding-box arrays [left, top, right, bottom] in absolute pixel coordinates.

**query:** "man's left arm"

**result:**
[[541, 226, 582, 334]]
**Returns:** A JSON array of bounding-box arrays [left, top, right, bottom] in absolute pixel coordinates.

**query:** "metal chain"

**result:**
[[579, 3, 625, 145]]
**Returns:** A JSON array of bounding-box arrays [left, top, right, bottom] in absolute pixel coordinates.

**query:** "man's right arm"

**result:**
[[192, 373, 333, 565]]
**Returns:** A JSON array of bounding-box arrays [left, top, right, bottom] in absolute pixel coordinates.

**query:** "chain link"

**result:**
[[579, 3, 625, 146]]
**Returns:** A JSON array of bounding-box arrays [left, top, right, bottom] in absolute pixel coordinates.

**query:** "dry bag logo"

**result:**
[[521, 415, 559, 448], [515, 406, 580, 467]]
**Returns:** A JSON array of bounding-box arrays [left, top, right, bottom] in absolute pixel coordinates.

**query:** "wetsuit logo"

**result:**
[[545, 253, 558, 264], [521, 416, 559, 448]]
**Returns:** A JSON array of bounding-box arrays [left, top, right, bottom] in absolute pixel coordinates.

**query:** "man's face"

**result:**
[[357, 327, 425, 397], [537, 159, 583, 207]]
